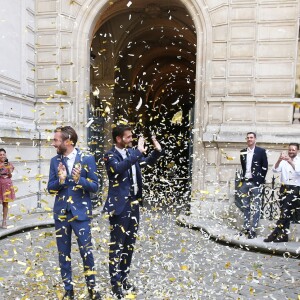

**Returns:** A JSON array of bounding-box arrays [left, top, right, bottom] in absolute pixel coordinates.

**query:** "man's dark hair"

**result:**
[[54, 126, 78, 146], [0, 148, 6, 153], [247, 132, 256, 138], [112, 124, 132, 143], [289, 143, 299, 150]]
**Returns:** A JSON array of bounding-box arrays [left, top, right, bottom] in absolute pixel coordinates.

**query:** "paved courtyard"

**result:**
[[0, 209, 299, 299]]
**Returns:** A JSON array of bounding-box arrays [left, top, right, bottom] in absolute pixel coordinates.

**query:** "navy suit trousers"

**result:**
[[55, 211, 96, 290], [274, 185, 300, 235], [109, 197, 140, 286]]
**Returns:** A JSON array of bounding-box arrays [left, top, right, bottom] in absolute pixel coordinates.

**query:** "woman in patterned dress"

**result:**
[[0, 148, 15, 228]]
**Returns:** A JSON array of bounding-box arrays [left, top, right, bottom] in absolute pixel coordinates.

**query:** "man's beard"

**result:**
[[56, 146, 66, 155]]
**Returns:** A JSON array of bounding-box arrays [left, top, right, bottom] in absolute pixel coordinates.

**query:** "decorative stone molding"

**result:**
[[1, 0, 300, 210]]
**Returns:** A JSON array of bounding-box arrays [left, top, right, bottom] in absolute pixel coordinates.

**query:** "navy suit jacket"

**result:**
[[103, 146, 162, 215], [240, 146, 268, 186], [47, 149, 98, 221]]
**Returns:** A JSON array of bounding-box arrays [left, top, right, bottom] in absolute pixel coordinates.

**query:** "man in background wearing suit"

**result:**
[[240, 132, 268, 239], [103, 124, 163, 299], [47, 126, 101, 300]]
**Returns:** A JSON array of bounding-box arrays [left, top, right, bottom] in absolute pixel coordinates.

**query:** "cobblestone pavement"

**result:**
[[0, 209, 299, 300]]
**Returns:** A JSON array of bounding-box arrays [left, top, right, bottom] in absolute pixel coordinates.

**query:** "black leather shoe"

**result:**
[[263, 233, 277, 243], [238, 229, 249, 236], [248, 231, 256, 239], [122, 280, 136, 292], [112, 285, 124, 299], [88, 288, 101, 300], [273, 234, 288, 243], [63, 290, 74, 300]]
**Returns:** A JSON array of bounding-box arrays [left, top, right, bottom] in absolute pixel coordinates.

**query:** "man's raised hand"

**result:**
[[138, 136, 147, 153]]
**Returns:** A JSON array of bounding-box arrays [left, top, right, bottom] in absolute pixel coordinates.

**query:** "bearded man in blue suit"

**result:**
[[47, 126, 101, 300], [103, 124, 163, 298]]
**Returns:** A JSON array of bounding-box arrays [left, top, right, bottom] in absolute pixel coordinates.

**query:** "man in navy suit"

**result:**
[[47, 126, 101, 300], [103, 124, 163, 298], [240, 132, 268, 239]]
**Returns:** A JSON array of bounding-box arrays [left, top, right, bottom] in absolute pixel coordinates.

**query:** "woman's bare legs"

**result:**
[[2, 202, 8, 228]]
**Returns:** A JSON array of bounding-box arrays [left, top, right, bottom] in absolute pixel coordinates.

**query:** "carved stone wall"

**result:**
[[197, 0, 300, 202], [0, 0, 300, 213], [0, 0, 41, 214]]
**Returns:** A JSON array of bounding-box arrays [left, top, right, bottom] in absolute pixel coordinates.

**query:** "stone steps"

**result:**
[[189, 199, 300, 242]]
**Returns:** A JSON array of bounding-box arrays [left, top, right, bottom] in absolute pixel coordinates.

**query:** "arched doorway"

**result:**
[[87, 0, 201, 209]]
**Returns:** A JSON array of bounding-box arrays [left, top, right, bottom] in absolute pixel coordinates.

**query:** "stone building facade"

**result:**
[[0, 0, 300, 216]]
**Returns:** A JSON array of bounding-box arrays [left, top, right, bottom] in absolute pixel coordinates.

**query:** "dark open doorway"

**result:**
[[88, 1, 196, 211]]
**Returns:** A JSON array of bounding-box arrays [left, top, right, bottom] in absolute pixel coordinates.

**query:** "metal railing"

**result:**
[[261, 176, 281, 220], [235, 171, 281, 221]]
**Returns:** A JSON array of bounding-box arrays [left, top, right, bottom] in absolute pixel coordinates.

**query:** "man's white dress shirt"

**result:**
[[245, 147, 255, 179], [273, 156, 300, 186], [115, 146, 138, 195], [64, 148, 77, 174]]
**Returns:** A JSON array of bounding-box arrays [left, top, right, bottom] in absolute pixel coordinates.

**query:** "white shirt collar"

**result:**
[[115, 146, 127, 157], [247, 146, 255, 153], [65, 148, 77, 160]]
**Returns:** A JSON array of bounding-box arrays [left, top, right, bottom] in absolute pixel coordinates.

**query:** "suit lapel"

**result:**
[[127, 148, 138, 167], [253, 147, 258, 156], [241, 148, 247, 162], [74, 149, 81, 165], [112, 146, 124, 160], [252, 147, 257, 167]]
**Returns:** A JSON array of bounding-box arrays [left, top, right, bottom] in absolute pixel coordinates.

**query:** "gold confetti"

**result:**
[[171, 110, 182, 124], [35, 270, 44, 278], [257, 269, 262, 278], [35, 174, 43, 181], [125, 294, 136, 299], [68, 215, 78, 222], [84, 270, 97, 276], [44, 207, 52, 212], [200, 190, 209, 194], [54, 90, 68, 95]]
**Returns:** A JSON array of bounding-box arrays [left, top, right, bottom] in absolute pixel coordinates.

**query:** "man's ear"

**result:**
[[65, 139, 73, 146], [116, 136, 122, 144]]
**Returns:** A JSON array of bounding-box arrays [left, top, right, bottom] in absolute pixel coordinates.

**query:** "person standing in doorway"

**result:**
[[0, 148, 15, 229], [240, 132, 268, 239], [264, 143, 300, 243], [103, 124, 163, 299], [47, 126, 101, 300]]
